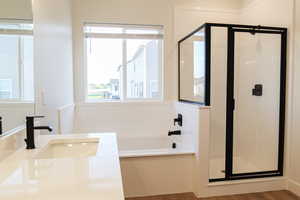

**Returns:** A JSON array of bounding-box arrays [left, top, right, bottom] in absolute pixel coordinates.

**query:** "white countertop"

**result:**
[[0, 133, 125, 200]]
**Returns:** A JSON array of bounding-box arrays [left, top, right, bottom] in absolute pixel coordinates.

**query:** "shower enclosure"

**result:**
[[178, 23, 287, 182]]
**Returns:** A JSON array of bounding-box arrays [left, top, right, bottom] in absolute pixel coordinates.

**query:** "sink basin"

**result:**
[[35, 139, 99, 159]]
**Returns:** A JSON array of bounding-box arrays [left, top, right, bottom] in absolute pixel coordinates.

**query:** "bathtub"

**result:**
[[117, 136, 195, 158], [118, 135, 196, 197]]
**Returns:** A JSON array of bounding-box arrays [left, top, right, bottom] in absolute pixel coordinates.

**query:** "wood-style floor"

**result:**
[[126, 190, 299, 200]]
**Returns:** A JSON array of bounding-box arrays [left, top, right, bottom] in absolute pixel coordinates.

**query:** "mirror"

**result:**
[[0, 0, 34, 135], [178, 26, 208, 105]]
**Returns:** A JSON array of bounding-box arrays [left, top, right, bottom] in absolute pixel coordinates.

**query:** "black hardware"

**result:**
[[0, 116, 2, 135], [174, 114, 183, 127], [25, 116, 53, 149], [179, 23, 287, 183], [252, 84, 263, 96], [172, 143, 177, 149], [178, 24, 211, 106], [212, 24, 287, 183], [168, 130, 181, 136]]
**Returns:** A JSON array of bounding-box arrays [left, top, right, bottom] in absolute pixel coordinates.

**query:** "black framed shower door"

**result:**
[[208, 23, 287, 182]]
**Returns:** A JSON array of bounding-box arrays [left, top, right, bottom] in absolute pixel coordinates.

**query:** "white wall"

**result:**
[[0, 0, 32, 20], [71, 0, 178, 137], [32, 0, 74, 134], [235, 0, 293, 173], [239, 0, 293, 27], [174, 1, 241, 41], [176, 0, 294, 176], [288, 0, 300, 196], [72, 0, 175, 103]]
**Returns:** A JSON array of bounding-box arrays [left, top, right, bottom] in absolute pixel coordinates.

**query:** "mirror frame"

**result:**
[[178, 23, 211, 106]]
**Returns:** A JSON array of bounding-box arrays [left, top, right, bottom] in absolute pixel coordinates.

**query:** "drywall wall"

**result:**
[[174, 0, 243, 11], [71, 0, 178, 137], [0, 0, 32, 20], [72, 0, 175, 102], [72, 0, 245, 138], [235, 0, 293, 173], [240, 0, 293, 27], [174, 1, 240, 41], [32, 0, 74, 134], [288, 0, 300, 196]]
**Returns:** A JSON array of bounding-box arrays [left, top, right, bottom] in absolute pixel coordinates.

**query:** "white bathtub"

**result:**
[[117, 136, 195, 158]]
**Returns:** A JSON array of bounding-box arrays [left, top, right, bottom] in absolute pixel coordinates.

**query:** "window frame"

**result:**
[[0, 20, 34, 103], [83, 23, 164, 103]]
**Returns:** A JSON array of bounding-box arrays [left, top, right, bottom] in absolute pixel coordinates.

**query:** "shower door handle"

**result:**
[[232, 99, 235, 111]]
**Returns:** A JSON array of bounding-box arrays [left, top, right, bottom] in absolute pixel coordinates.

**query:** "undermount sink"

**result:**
[[35, 139, 99, 159]]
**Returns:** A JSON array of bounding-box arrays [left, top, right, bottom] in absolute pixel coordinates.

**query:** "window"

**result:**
[[0, 21, 34, 101], [84, 23, 163, 101]]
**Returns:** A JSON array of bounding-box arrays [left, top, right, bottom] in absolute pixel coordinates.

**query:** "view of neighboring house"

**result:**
[[88, 79, 120, 100], [88, 40, 160, 100], [194, 76, 204, 98], [126, 40, 160, 99]]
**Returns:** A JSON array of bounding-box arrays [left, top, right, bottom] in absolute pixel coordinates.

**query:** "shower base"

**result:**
[[209, 157, 261, 180]]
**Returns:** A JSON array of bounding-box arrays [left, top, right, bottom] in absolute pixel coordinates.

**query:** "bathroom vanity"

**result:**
[[0, 133, 124, 200]]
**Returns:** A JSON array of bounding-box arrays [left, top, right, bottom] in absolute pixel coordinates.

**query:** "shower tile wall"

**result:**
[[233, 32, 281, 173], [209, 27, 282, 178], [208, 0, 292, 179]]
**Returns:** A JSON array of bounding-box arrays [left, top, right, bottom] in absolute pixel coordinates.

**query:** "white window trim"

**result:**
[[83, 23, 164, 103]]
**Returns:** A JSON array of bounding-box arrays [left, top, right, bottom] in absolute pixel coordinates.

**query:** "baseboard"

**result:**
[[287, 179, 300, 197], [195, 177, 287, 198]]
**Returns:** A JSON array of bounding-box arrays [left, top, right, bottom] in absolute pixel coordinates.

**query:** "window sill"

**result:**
[[78, 99, 173, 107], [0, 101, 35, 108], [0, 100, 34, 104]]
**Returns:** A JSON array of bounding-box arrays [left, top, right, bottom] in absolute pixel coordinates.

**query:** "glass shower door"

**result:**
[[226, 28, 287, 178]]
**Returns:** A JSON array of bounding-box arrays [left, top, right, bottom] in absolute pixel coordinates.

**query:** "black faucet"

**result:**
[[174, 114, 183, 127], [0, 116, 2, 135], [25, 116, 53, 149], [168, 130, 181, 136]]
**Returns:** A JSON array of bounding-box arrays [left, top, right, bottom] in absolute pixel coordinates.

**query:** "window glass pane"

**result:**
[[23, 36, 34, 101], [179, 28, 205, 103], [85, 24, 163, 101], [126, 39, 161, 99], [87, 38, 122, 100], [193, 40, 205, 97], [0, 35, 19, 99]]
